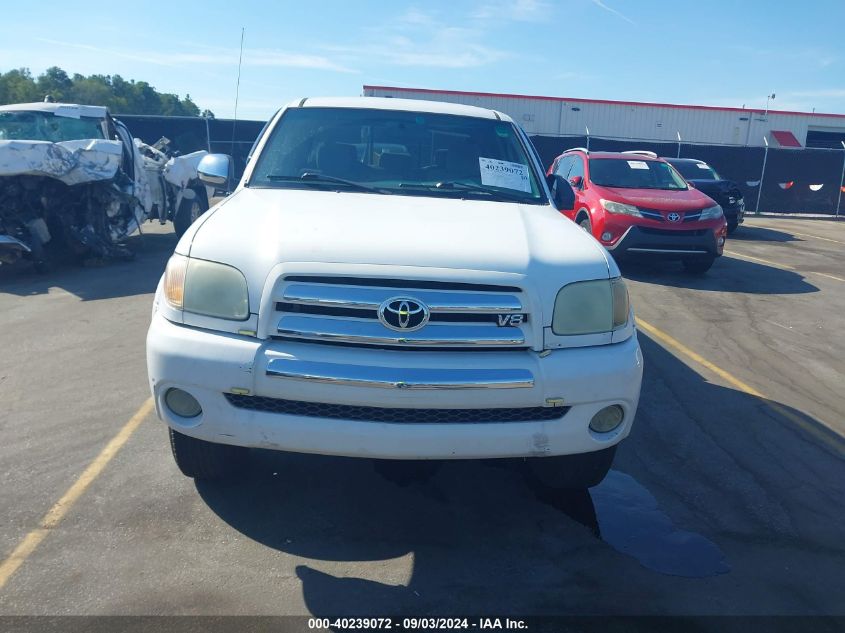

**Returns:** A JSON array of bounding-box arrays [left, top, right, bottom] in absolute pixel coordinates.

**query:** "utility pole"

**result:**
[[585, 125, 590, 151], [765, 93, 775, 116], [755, 135, 769, 215], [836, 140, 845, 219], [676, 131, 682, 158]]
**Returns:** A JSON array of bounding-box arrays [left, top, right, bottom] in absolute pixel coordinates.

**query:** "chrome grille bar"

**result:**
[[265, 358, 534, 389], [277, 315, 525, 347], [281, 284, 523, 313]]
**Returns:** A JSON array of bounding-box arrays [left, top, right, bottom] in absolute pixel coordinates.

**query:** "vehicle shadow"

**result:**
[[730, 225, 800, 243], [195, 332, 845, 616], [0, 225, 176, 300], [618, 256, 818, 295]]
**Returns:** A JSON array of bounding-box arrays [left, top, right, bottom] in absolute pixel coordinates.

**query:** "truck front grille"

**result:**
[[272, 275, 531, 350], [224, 393, 568, 424]]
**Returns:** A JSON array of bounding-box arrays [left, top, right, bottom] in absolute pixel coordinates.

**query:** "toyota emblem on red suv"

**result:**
[[667, 212, 682, 222]]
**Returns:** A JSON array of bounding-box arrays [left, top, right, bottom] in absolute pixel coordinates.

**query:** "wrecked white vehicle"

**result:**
[[135, 137, 212, 238], [0, 102, 209, 271]]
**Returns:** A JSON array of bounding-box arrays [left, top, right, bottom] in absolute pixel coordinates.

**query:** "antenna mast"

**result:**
[[231, 27, 245, 155]]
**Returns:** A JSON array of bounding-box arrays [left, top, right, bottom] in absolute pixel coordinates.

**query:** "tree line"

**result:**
[[0, 67, 213, 117]]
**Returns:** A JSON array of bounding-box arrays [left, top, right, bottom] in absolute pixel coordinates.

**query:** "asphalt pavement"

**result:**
[[0, 216, 843, 618]]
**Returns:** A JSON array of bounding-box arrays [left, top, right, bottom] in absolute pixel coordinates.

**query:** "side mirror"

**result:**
[[197, 154, 234, 193], [547, 174, 576, 211], [569, 175, 583, 188]]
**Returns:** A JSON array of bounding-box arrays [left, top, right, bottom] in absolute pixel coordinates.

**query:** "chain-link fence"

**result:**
[[531, 134, 845, 215], [115, 115, 845, 215], [116, 115, 266, 179]]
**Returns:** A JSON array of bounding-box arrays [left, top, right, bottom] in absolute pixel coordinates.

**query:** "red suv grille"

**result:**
[[639, 208, 704, 223]]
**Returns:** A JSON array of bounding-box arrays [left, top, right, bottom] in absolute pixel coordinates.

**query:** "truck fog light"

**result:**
[[601, 232, 613, 241], [589, 405, 624, 433], [165, 388, 202, 418], [718, 237, 725, 246]]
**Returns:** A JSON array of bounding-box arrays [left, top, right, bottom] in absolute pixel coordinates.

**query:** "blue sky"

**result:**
[[3, 0, 844, 120]]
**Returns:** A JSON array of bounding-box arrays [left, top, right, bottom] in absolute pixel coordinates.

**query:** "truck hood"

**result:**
[[183, 187, 613, 310], [687, 179, 743, 202], [0, 139, 123, 186], [597, 185, 716, 211]]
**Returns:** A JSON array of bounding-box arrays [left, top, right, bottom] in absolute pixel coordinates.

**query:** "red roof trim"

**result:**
[[770, 130, 802, 147], [363, 85, 845, 120]]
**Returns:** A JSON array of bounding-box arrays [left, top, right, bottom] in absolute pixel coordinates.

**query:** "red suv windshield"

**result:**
[[590, 158, 688, 190]]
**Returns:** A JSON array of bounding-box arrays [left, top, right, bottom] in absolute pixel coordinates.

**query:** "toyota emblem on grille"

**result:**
[[667, 212, 682, 222], [378, 297, 430, 331]]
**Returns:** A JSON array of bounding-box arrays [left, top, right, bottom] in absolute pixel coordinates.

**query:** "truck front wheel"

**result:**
[[527, 446, 617, 489], [173, 189, 209, 238], [169, 428, 248, 480]]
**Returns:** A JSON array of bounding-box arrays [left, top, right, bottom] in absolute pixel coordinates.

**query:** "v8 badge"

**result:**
[[497, 314, 526, 327]]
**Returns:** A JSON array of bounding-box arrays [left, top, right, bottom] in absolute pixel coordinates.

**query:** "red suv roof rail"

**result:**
[[620, 150, 658, 158]]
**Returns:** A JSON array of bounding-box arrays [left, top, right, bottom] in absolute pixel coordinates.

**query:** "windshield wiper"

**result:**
[[400, 181, 534, 203], [265, 172, 390, 194]]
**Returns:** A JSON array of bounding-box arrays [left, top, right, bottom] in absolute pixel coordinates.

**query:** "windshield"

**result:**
[[668, 160, 721, 181], [589, 158, 688, 190], [0, 111, 106, 142], [249, 107, 546, 203]]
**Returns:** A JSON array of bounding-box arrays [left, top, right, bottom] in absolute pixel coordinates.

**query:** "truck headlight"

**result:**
[[552, 277, 629, 335], [164, 254, 249, 320], [600, 199, 642, 217], [699, 205, 723, 220]]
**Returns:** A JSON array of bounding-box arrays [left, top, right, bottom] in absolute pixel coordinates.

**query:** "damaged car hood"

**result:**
[[0, 138, 123, 186]]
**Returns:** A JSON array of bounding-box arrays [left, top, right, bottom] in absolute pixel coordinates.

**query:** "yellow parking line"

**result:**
[[812, 272, 845, 283], [751, 226, 845, 245], [725, 251, 843, 282], [724, 251, 795, 270], [636, 318, 843, 457], [0, 398, 153, 591]]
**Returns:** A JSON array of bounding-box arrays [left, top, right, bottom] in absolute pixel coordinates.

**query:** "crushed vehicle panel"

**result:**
[[0, 102, 208, 272], [0, 138, 123, 185]]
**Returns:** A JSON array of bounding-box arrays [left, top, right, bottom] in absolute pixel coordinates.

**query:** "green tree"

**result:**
[[68, 74, 113, 108], [0, 68, 40, 104], [181, 94, 200, 117], [128, 81, 162, 115], [36, 66, 72, 102], [108, 74, 132, 113], [0, 67, 212, 117]]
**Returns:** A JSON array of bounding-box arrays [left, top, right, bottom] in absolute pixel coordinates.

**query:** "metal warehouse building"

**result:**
[[363, 85, 845, 150]]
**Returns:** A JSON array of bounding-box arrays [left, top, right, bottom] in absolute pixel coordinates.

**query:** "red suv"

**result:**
[[547, 149, 728, 273]]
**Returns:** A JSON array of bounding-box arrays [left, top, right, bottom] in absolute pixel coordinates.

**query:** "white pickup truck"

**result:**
[[146, 97, 643, 489]]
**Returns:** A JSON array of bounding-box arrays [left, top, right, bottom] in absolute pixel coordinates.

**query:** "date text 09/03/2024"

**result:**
[[308, 617, 528, 630]]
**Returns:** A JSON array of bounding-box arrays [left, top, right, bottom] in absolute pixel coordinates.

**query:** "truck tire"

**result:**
[[577, 212, 592, 234], [169, 428, 248, 480], [173, 189, 209, 238], [527, 445, 617, 489], [682, 255, 715, 274]]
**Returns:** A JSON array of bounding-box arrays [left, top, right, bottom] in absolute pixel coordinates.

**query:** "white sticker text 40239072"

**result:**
[[478, 157, 531, 193]]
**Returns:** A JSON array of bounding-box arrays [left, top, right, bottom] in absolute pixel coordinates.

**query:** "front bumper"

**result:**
[[609, 225, 723, 259], [723, 203, 745, 225], [146, 312, 643, 460]]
